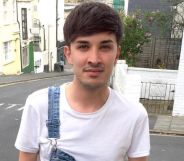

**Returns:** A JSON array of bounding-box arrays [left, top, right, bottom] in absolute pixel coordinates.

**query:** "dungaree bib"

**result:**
[[46, 86, 76, 161]]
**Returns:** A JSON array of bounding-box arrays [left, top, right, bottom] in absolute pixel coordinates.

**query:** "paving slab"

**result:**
[[153, 115, 172, 131], [151, 115, 184, 135], [170, 117, 184, 132]]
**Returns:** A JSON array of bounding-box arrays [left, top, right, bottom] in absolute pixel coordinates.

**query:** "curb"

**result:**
[[150, 129, 184, 136], [0, 72, 74, 86]]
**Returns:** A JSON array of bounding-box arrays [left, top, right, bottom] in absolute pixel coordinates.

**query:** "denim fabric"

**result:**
[[50, 148, 76, 161], [47, 86, 76, 161], [47, 86, 60, 138]]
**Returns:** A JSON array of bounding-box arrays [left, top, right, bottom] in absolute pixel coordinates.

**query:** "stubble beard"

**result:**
[[73, 64, 112, 91], [81, 80, 108, 90], [75, 75, 109, 91]]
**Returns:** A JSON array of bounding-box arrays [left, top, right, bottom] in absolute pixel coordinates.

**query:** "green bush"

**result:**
[[120, 12, 151, 66]]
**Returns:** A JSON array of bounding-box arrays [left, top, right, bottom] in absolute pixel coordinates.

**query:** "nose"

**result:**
[[87, 48, 101, 65]]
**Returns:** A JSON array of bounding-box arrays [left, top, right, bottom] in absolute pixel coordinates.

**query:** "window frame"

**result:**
[[21, 8, 28, 40], [3, 41, 13, 64], [22, 46, 29, 68]]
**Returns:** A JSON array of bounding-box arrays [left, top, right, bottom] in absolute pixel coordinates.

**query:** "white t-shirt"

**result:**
[[15, 83, 150, 161]]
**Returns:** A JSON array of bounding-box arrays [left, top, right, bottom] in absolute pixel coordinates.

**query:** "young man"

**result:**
[[15, 2, 150, 161]]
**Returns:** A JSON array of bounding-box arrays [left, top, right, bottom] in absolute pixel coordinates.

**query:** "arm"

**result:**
[[128, 156, 148, 161], [18, 151, 37, 161]]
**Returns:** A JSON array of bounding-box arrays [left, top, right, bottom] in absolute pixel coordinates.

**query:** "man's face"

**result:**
[[64, 32, 120, 90]]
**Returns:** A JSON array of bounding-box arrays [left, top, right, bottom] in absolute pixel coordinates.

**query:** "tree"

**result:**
[[143, 0, 184, 38], [120, 1, 184, 66], [120, 12, 151, 66]]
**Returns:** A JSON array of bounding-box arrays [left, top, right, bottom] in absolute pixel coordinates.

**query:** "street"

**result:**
[[0, 75, 73, 161], [150, 134, 184, 161], [0, 75, 184, 161]]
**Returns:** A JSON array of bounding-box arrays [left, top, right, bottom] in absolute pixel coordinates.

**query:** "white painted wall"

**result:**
[[58, 0, 65, 41], [38, 0, 64, 71], [34, 52, 44, 73], [113, 60, 141, 103], [124, 0, 129, 15], [0, 38, 2, 74], [0, 47, 2, 74], [113, 62, 177, 104], [173, 31, 184, 116], [127, 67, 177, 84], [38, 0, 56, 71], [127, 67, 177, 100]]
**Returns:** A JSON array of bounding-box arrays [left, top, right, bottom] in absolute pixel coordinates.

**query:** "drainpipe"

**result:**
[[16, 0, 23, 72], [42, 25, 46, 51], [56, 0, 58, 62]]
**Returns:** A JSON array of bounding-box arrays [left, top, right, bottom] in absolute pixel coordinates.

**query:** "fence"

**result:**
[[140, 82, 175, 115], [135, 37, 182, 70]]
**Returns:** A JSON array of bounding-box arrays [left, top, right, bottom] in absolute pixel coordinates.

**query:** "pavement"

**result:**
[[0, 70, 73, 86], [149, 114, 184, 135], [0, 69, 184, 136]]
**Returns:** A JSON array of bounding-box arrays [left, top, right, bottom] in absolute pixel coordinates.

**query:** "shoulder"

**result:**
[[22, 88, 49, 117], [110, 88, 148, 119], [29, 87, 48, 99], [28, 84, 66, 104], [27, 87, 48, 106], [25, 84, 65, 112]]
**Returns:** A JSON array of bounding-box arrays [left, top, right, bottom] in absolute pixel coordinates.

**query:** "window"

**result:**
[[21, 8, 28, 40], [2, 0, 15, 24], [3, 0, 8, 23], [3, 0, 8, 7], [3, 41, 12, 63], [33, 5, 37, 12], [22, 46, 29, 68]]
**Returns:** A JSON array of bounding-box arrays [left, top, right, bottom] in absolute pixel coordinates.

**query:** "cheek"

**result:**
[[106, 55, 117, 65], [71, 55, 86, 68]]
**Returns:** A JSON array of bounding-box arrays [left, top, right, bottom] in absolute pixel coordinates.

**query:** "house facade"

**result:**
[[0, 0, 55, 75], [38, 0, 64, 72], [17, 0, 37, 73], [0, 0, 21, 75], [172, 1, 184, 38]]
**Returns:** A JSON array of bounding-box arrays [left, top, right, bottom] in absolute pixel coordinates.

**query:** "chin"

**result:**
[[80, 80, 107, 90]]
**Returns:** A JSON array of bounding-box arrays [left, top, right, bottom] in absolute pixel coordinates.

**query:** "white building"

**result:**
[[38, 0, 64, 72], [173, 30, 184, 116]]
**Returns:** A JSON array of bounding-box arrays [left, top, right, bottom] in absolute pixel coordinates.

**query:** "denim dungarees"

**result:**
[[46, 86, 76, 161]]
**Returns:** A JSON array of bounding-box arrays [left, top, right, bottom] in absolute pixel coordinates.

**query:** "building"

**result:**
[[17, 0, 37, 74], [0, 0, 21, 75], [171, 1, 184, 38], [38, 0, 64, 72]]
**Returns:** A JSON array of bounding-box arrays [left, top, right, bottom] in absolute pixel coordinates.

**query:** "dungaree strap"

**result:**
[[47, 86, 60, 138]]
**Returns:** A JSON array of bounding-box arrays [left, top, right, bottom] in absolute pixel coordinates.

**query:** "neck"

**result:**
[[65, 81, 109, 113]]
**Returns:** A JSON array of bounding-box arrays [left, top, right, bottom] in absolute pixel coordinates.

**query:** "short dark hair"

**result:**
[[63, 2, 123, 45]]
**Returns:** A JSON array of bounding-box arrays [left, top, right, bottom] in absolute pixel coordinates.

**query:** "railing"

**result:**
[[135, 37, 182, 70], [140, 82, 175, 114]]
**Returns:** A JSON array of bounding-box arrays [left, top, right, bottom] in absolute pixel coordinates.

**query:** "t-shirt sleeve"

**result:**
[[127, 104, 150, 158], [15, 94, 40, 153]]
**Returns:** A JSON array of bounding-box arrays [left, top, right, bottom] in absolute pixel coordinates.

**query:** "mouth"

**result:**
[[83, 68, 104, 77]]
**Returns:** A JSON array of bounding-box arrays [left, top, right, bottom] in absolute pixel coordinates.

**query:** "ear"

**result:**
[[64, 45, 73, 65], [114, 45, 121, 65]]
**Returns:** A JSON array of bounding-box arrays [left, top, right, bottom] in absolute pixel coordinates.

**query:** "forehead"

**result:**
[[72, 32, 117, 44]]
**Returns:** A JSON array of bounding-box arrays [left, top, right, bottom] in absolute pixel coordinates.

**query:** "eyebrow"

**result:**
[[75, 40, 88, 44], [100, 40, 114, 44], [75, 40, 114, 44]]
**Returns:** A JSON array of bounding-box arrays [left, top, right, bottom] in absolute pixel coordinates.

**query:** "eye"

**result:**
[[77, 44, 89, 50], [100, 45, 112, 51]]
